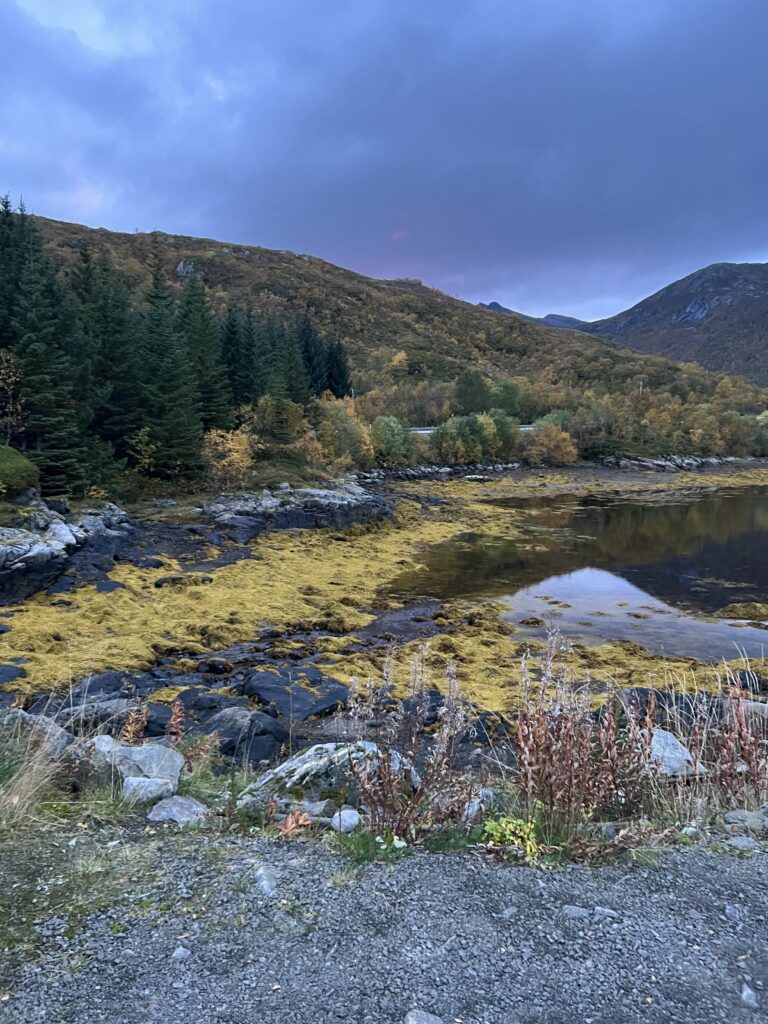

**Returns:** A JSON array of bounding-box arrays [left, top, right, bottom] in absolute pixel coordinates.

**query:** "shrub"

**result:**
[[370, 415, 414, 468], [344, 647, 478, 841], [524, 422, 578, 465], [0, 445, 39, 497], [316, 396, 374, 469]]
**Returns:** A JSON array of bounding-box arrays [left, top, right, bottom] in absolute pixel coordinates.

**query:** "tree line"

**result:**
[[0, 198, 351, 493]]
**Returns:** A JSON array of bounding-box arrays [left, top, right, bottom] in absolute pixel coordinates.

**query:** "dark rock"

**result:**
[[241, 669, 348, 722], [201, 707, 288, 765], [197, 657, 233, 675], [736, 669, 767, 693], [0, 663, 26, 684], [95, 579, 126, 593]]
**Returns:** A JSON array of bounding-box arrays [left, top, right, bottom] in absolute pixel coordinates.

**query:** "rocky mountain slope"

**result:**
[[483, 262, 768, 385], [33, 216, 754, 400]]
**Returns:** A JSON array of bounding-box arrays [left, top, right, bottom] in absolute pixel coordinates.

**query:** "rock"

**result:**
[[147, 796, 208, 824], [255, 865, 278, 897], [0, 709, 74, 757], [114, 743, 185, 789], [201, 707, 288, 765], [66, 735, 184, 791], [0, 526, 68, 602], [203, 484, 393, 543], [122, 776, 174, 803], [562, 905, 591, 921], [724, 809, 768, 832], [741, 983, 760, 1010], [237, 741, 418, 810], [650, 728, 704, 776], [171, 945, 192, 962], [330, 807, 361, 833], [241, 669, 348, 721], [725, 835, 761, 852], [405, 1011, 445, 1024]]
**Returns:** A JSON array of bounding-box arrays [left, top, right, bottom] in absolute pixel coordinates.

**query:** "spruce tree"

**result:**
[[295, 315, 328, 395], [12, 254, 86, 494], [220, 303, 253, 407], [178, 276, 231, 429], [326, 340, 352, 397], [139, 272, 202, 478]]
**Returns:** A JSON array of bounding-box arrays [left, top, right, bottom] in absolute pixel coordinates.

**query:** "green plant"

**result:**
[[481, 816, 540, 865], [332, 829, 412, 865]]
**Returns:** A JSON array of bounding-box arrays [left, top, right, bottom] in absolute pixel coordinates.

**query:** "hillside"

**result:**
[[34, 216, 756, 402], [483, 262, 768, 386]]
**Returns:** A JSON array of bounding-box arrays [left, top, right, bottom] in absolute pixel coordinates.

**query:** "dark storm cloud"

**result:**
[[2, 0, 767, 318]]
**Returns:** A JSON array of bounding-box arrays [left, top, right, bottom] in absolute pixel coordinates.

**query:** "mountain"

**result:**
[[483, 262, 768, 386], [34, 216, 758, 408]]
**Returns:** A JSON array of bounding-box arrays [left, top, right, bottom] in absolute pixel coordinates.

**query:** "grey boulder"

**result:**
[[122, 776, 174, 803], [147, 796, 208, 824]]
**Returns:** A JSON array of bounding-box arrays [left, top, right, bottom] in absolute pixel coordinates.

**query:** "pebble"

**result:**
[[741, 983, 760, 1010], [562, 905, 591, 920], [725, 836, 762, 852], [255, 865, 278, 897], [404, 1011, 445, 1024]]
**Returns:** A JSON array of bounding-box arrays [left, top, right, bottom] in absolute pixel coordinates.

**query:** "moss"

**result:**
[[0, 445, 39, 497], [717, 603, 768, 620]]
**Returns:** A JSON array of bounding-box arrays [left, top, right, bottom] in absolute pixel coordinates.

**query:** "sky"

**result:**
[[1, 0, 767, 321]]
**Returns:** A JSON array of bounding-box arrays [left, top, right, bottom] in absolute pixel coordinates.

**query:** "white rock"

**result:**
[[726, 835, 761, 852], [0, 709, 74, 757], [147, 796, 208, 824], [330, 808, 361, 833], [405, 1011, 445, 1024], [122, 776, 173, 804], [255, 865, 278, 897], [650, 728, 704, 776], [741, 983, 760, 1010], [114, 743, 185, 789]]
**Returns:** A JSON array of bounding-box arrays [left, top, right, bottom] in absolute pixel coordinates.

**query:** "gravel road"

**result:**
[[4, 838, 767, 1024]]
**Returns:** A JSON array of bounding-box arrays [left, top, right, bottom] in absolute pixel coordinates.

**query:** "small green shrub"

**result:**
[[0, 445, 39, 497]]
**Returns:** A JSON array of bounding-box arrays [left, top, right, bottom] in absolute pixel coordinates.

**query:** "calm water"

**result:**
[[388, 487, 768, 661]]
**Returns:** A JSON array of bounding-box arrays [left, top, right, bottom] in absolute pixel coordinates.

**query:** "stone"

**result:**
[[202, 707, 288, 766], [122, 776, 173, 804], [0, 709, 74, 757], [725, 835, 761, 852], [242, 669, 348, 722], [562, 905, 591, 921], [255, 865, 278, 897], [405, 1012, 445, 1024], [330, 807, 361, 833], [237, 741, 418, 810], [171, 946, 192, 962], [650, 728, 704, 776], [724, 809, 768, 832], [114, 743, 185, 789], [147, 796, 208, 824], [741, 983, 760, 1010]]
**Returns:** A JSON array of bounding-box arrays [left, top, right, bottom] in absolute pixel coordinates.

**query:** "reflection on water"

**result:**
[[501, 568, 768, 661], [388, 487, 768, 662]]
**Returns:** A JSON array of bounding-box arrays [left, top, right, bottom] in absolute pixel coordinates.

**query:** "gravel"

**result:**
[[3, 839, 767, 1024]]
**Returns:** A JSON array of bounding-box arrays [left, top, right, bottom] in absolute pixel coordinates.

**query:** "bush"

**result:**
[[316, 397, 374, 470], [370, 416, 414, 468], [0, 445, 39, 497], [524, 422, 578, 465]]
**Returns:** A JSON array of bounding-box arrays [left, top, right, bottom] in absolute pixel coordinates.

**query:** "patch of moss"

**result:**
[[717, 602, 768, 620]]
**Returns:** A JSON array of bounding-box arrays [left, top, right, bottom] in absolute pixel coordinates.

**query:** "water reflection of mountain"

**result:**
[[388, 488, 768, 613]]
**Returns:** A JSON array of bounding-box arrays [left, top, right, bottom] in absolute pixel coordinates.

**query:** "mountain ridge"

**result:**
[[482, 260, 768, 385]]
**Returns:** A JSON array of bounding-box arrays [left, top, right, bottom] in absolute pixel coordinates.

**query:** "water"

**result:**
[[388, 487, 768, 662]]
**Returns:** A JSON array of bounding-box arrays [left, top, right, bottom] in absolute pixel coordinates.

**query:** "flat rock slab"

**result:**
[[147, 796, 208, 824]]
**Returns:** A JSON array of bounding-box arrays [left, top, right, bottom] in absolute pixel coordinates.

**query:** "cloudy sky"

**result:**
[[1, 0, 767, 320]]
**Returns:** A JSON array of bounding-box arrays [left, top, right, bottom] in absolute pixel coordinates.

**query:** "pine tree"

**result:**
[[139, 272, 202, 478], [178, 276, 231, 429], [12, 254, 86, 494], [326, 340, 352, 397]]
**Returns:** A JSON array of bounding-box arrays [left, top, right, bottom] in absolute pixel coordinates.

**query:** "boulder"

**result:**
[[122, 776, 174, 803], [0, 708, 74, 757], [650, 728, 704, 776], [241, 669, 348, 721], [65, 735, 184, 791], [724, 809, 768, 832], [147, 795, 208, 824], [237, 741, 418, 810], [201, 706, 288, 765]]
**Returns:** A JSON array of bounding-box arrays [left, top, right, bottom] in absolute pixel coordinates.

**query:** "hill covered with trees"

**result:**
[[0, 200, 766, 495]]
